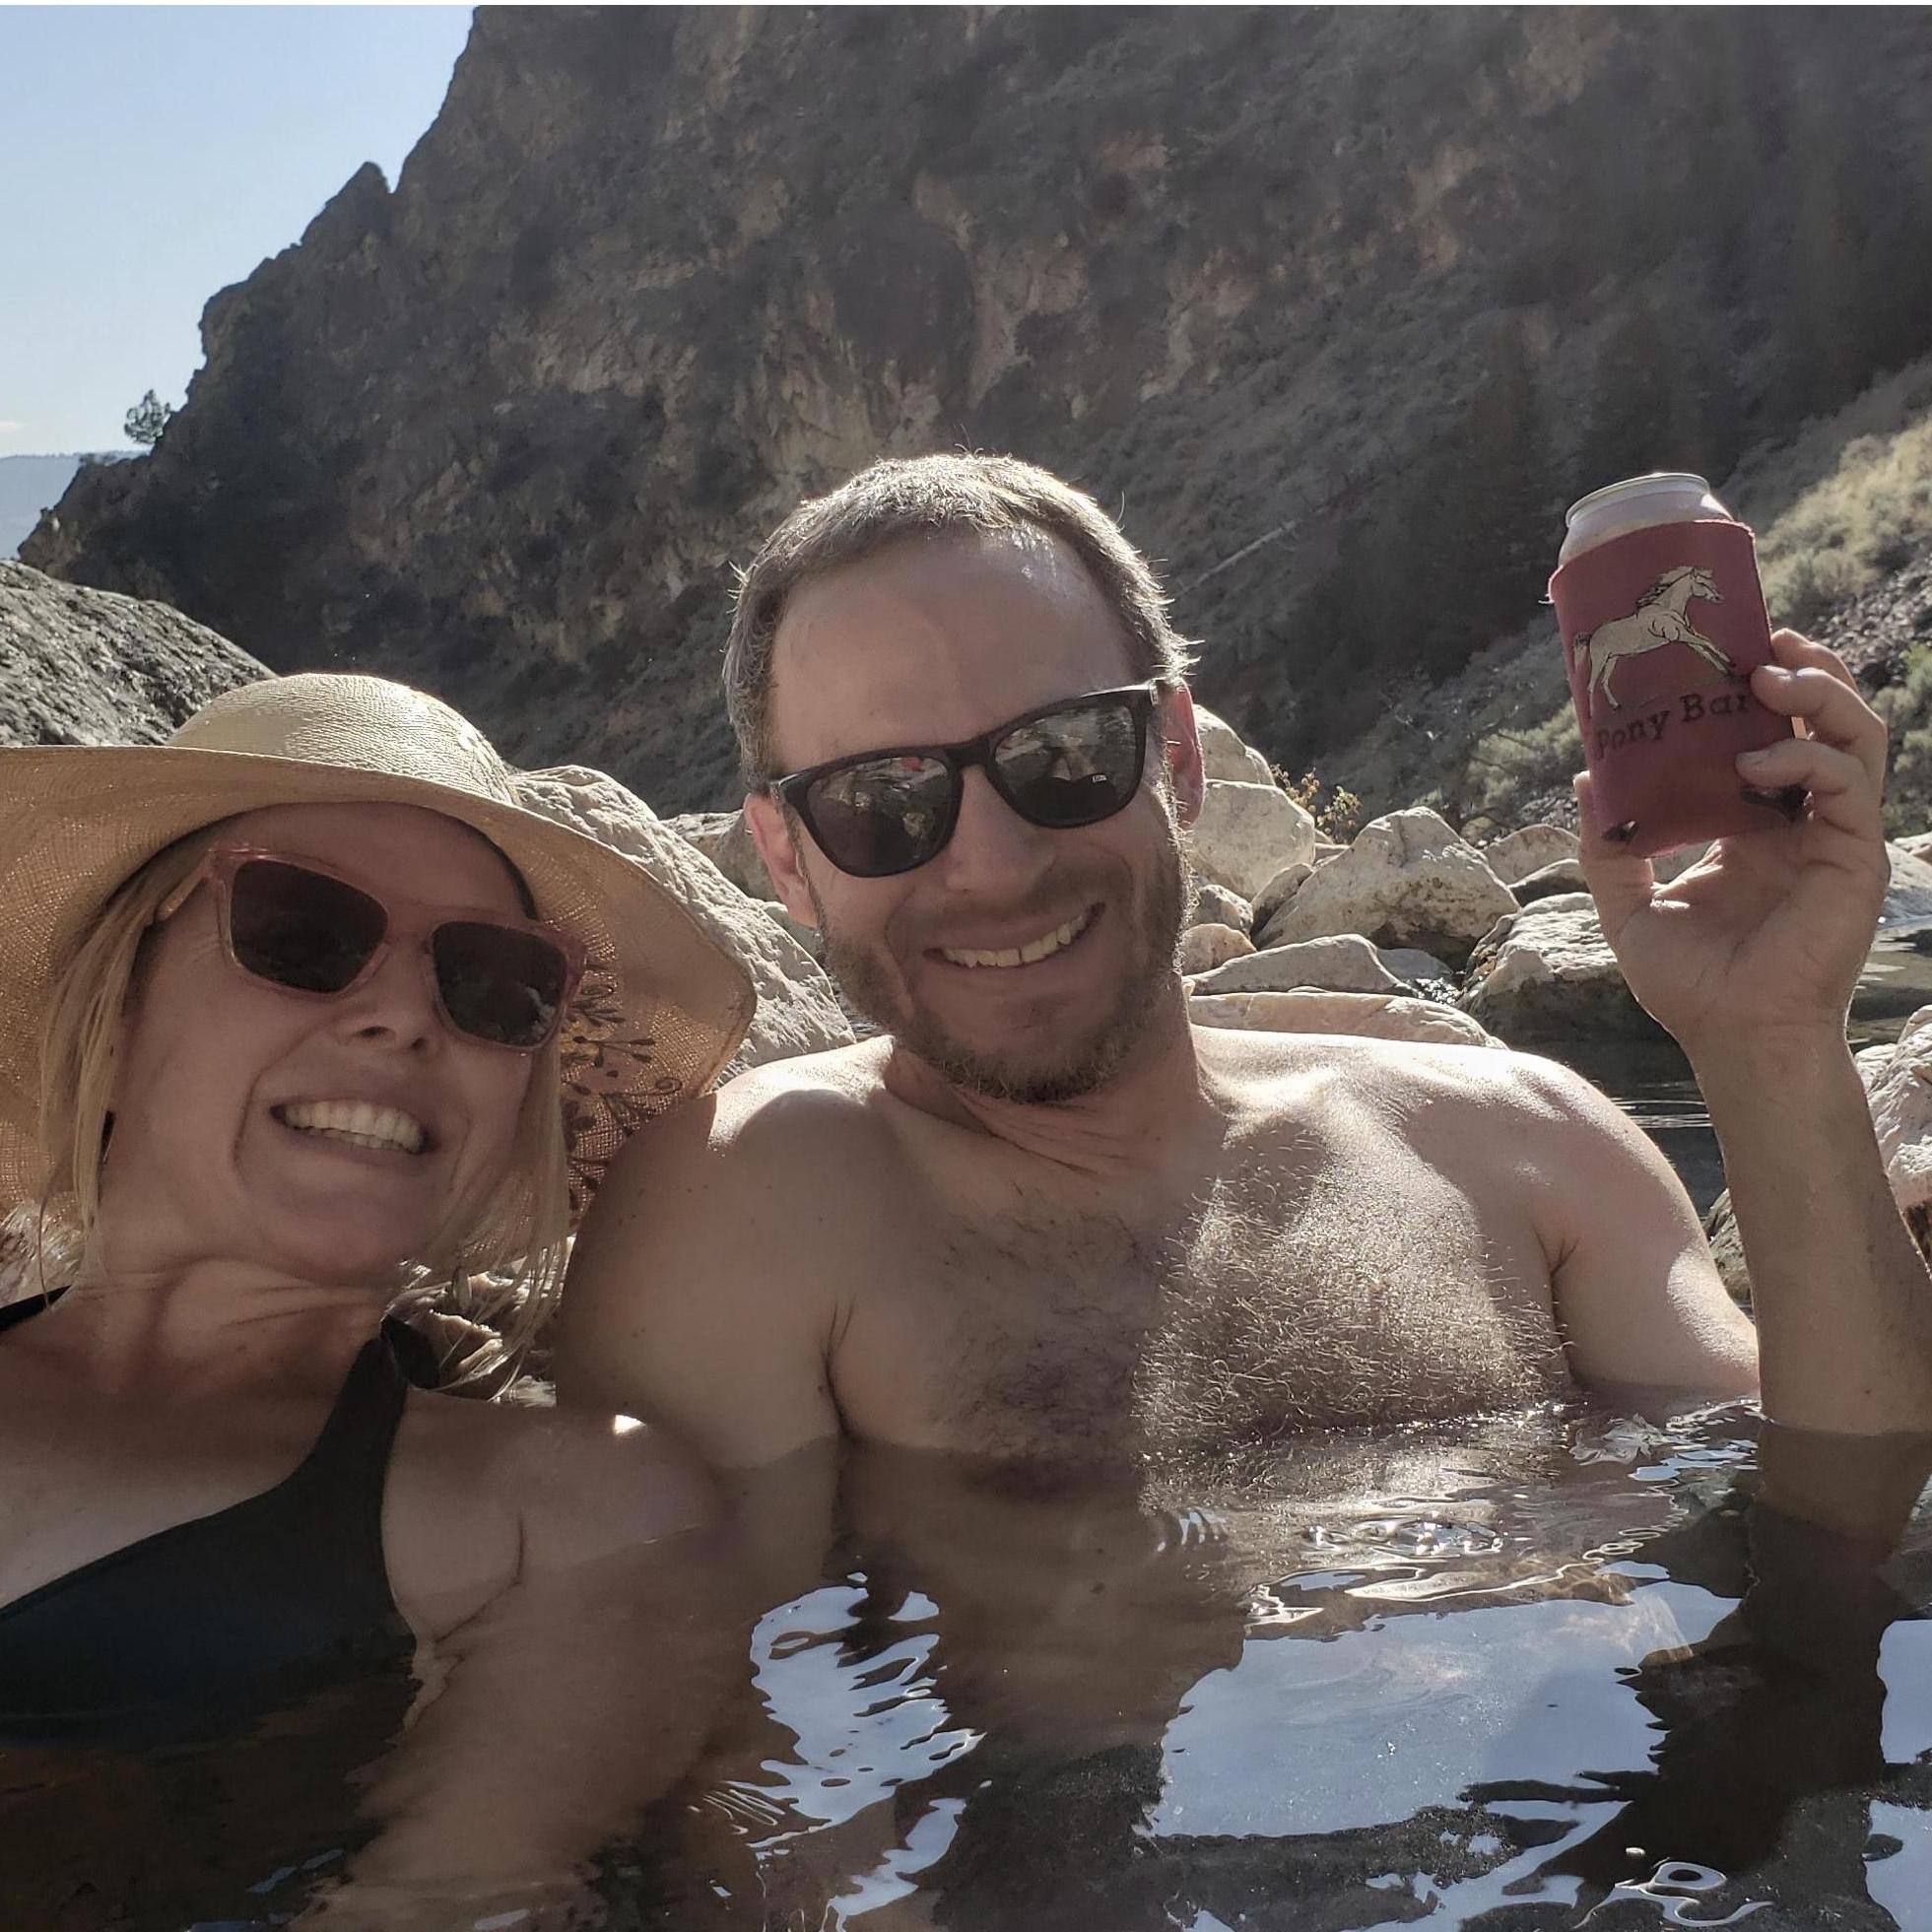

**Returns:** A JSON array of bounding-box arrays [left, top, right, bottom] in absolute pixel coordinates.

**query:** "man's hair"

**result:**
[[724, 452, 1197, 781]]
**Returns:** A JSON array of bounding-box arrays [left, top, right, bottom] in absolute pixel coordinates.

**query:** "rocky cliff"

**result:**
[[27, 7, 1932, 806]]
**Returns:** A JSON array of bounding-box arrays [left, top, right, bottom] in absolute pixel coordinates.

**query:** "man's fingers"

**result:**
[[1735, 737, 1884, 844], [1572, 769, 1654, 942], [1749, 660, 1887, 796], [1770, 628, 1860, 695]]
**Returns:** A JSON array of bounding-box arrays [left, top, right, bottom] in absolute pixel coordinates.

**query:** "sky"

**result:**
[[2, 5, 475, 454]]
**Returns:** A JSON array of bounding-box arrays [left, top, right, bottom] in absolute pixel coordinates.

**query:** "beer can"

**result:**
[[1549, 472, 1800, 857]]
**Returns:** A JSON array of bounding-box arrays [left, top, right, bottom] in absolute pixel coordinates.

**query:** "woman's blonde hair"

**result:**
[[6, 823, 572, 1373]]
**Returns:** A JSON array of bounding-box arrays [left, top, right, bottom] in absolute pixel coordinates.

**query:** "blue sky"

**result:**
[[2, 5, 474, 454]]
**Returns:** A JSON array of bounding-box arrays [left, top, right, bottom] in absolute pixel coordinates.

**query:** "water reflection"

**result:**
[[675, 1411, 1932, 1931]]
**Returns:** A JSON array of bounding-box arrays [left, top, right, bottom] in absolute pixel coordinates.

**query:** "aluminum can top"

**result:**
[[1561, 473, 1731, 565]]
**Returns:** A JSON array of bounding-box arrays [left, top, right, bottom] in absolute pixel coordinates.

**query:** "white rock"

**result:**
[[1194, 705, 1277, 786], [1897, 831, 1932, 863], [1482, 824, 1579, 886], [1189, 882, 1251, 932], [1250, 862, 1313, 940], [1185, 779, 1317, 900], [662, 807, 775, 902], [1191, 989, 1501, 1048], [517, 766, 855, 1075], [1261, 808, 1518, 963], [1458, 896, 1657, 1042], [1885, 843, 1932, 926], [760, 899, 824, 960], [1178, 923, 1254, 974], [1192, 933, 1402, 998]]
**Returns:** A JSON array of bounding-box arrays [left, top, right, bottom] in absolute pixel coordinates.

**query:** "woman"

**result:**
[[0, 672, 755, 1923]]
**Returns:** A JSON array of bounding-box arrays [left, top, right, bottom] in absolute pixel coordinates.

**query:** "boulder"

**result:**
[[662, 807, 776, 902], [1189, 881, 1251, 931], [1191, 989, 1500, 1049], [1185, 779, 1317, 900], [1192, 933, 1401, 998], [1897, 831, 1932, 864], [1178, 922, 1254, 974], [1259, 808, 1518, 964], [760, 899, 825, 961], [1458, 895, 1660, 1043], [1482, 824, 1579, 887], [1512, 858, 1589, 904], [1704, 1006, 1932, 1303], [1884, 843, 1932, 926], [517, 766, 855, 1075], [1250, 861, 1313, 942], [0, 560, 267, 748], [1193, 705, 1277, 786]]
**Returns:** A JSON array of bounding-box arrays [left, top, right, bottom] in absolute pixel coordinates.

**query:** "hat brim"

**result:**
[[0, 745, 756, 1215]]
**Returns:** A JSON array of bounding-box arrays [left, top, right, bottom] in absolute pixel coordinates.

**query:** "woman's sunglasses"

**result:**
[[156, 847, 583, 1051], [766, 683, 1164, 879]]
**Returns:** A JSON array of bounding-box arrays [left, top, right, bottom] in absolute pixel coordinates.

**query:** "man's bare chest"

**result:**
[[834, 1144, 1569, 1462]]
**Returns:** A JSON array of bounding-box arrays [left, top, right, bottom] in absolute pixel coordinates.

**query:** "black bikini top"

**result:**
[[0, 1295, 425, 1745]]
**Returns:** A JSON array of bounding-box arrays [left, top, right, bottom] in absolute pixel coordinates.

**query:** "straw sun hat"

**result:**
[[0, 673, 756, 1216]]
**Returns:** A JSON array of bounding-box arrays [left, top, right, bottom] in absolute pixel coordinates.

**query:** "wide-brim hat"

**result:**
[[0, 672, 756, 1216]]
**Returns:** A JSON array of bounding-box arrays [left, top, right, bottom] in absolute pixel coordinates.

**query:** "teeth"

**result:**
[[940, 909, 1093, 970], [280, 1099, 427, 1155]]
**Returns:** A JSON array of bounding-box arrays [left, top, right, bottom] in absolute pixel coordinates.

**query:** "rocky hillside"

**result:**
[[27, 8, 1932, 808]]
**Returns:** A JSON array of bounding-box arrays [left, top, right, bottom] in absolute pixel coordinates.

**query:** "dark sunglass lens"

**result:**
[[229, 861, 386, 993], [806, 756, 955, 876], [993, 698, 1144, 829], [432, 922, 568, 1047]]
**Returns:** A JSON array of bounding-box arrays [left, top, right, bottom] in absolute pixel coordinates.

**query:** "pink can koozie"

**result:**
[[1549, 516, 1799, 856]]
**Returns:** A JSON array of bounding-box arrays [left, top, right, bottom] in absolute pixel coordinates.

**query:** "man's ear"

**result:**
[[1160, 684, 1207, 832], [743, 790, 822, 929]]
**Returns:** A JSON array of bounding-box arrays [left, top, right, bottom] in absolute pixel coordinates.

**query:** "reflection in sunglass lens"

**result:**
[[993, 699, 1144, 828], [230, 860, 387, 993], [432, 921, 569, 1047], [807, 755, 955, 876]]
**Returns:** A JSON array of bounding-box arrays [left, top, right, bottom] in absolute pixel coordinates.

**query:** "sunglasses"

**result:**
[[766, 683, 1165, 878], [156, 847, 583, 1051]]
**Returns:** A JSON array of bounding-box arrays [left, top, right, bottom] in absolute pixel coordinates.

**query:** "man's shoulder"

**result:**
[[1198, 1022, 1613, 1134]]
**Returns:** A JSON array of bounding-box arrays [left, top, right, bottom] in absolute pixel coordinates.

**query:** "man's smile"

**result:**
[[932, 905, 1099, 971]]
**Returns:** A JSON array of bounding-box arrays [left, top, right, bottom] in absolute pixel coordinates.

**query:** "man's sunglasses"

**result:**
[[765, 682, 1165, 879], [157, 847, 583, 1051]]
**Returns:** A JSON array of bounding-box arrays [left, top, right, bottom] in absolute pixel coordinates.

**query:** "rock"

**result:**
[[1250, 862, 1313, 941], [1193, 705, 1276, 786], [1260, 808, 1518, 965], [1898, 831, 1932, 863], [759, 899, 825, 960], [515, 766, 855, 1074], [0, 560, 267, 748], [663, 808, 776, 902], [1704, 1005, 1932, 1303], [1459, 896, 1660, 1042], [1185, 779, 1317, 900], [1178, 922, 1253, 973], [1884, 843, 1932, 926], [1192, 933, 1401, 998], [1189, 881, 1250, 931], [1512, 858, 1589, 904], [1482, 824, 1579, 886], [1191, 988, 1501, 1049], [1377, 946, 1457, 986]]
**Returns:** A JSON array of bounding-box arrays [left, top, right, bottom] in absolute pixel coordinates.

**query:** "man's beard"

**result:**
[[809, 811, 1191, 1106]]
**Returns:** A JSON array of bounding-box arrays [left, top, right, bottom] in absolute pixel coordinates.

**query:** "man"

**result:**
[[558, 453, 1932, 1474]]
